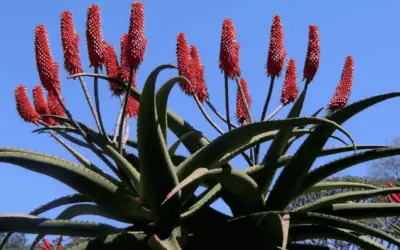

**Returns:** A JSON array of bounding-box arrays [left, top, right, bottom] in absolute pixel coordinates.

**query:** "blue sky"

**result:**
[[1, 0, 400, 242]]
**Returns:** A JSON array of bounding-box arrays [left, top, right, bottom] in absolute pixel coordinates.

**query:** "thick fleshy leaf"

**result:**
[[0, 150, 150, 221], [65, 232, 147, 250], [301, 147, 400, 192], [176, 117, 354, 182], [289, 225, 389, 250], [0, 215, 121, 237], [316, 203, 400, 219], [295, 188, 400, 212], [155, 76, 190, 143], [257, 88, 308, 195], [147, 227, 187, 250], [163, 168, 262, 210], [31, 204, 132, 249], [255, 212, 286, 250], [301, 181, 378, 195], [0, 194, 90, 250], [181, 185, 222, 219], [266, 92, 400, 210], [168, 131, 202, 157], [137, 65, 181, 236], [290, 212, 400, 246], [286, 243, 332, 250]]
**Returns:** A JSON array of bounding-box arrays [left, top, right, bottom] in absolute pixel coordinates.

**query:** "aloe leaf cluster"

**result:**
[[2, 2, 400, 250]]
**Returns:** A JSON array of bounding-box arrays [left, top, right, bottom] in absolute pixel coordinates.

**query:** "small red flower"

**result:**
[[190, 45, 209, 102], [61, 11, 83, 75], [38, 237, 63, 250], [266, 15, 286, 78], [280, 59, 298, 105], [303, 25, 320, 83], [327, 56, 354, 112], [35, 25, 60, 94], [15, 85, 41, 125], [104, 43, 122, 96], [32, 86, 55, 125], [176, 33, 194, 95], [86, 4, 105, 69], [127, 2, 147, 71], [47, 91, 65, 121], [385, 182, 400, 203], [219, 19, 241, 79], [235, 78, 252, 124]]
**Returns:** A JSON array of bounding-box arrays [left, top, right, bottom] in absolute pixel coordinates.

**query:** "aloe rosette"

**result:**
[[1, 2, 400, 250]]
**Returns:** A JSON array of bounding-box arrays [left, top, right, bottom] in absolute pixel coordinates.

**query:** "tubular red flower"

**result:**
[[35, 25, 60, 94], [120, 34, 131, 83], [390, 193, 400, 203], [190, 45, 209, 102], [61, 11, 83, 75], [127, 2, 147, 71], [280, 59, 298, 105], [235, 78, 252, 124], [32, 86, 55, 125], [266, 15, 286, 78], [86, 4, 105, 68], [387, 195, 394, 203], [103, 43, 122, 96], [15, 85, 41, 124], [176, 33, 195, 95], [327, 56, 354, 112], [303, 25, 320, 83], [126, 95, 139, 118], [47, 91, 65, 122], [219, 19, 241, 79]]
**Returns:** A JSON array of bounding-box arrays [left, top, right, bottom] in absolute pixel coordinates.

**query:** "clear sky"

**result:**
[[1, 0, 400, 242]]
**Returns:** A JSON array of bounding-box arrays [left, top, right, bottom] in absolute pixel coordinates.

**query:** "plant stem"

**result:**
[[193, 95, 224, 135], [93, 67, 109, 141], [224, 74, 232, 131], [235, 77, 253, 123], [264, 104, 284, 121], [255, 76, 276, 163], [77, 76, 102, 134], [205, 100, 238, 129], [118, 66, 134, 153]]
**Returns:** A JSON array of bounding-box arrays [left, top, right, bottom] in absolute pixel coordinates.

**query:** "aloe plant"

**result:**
[[1, 2, 400, 250]]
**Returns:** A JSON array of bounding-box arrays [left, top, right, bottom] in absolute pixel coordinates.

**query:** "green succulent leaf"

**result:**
[[180, 185, 222, 219], [289, 225, 389, 250], [266, 92, 400, 211], [163, 168, 262, 210], [0, 214, 121, 237], [176, 117, 354, 182], [0, 150, 151, 221], [168, 131, 202, 157], [137, 65, 181, 236], [65, 232, 147, 250], [295, 188, 400, 212], [301, 181, 379, 195], [316, 203, 400, 219], [147, 227, 187, 250], [286, 243, 332, 250], [31, 204, 132, 249], [301, 147, 400, 193], [290, 212, 400, 247], [0, 193, 91, 250], [255, 212, 287, 250]]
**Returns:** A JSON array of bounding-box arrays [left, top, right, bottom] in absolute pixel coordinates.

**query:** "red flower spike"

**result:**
[[61, 11, 83, 75], [32, 86, 55, 125], [303, 25, 320, 82], [386, 182, 395, 188], [86, 4, 105, 69], [43, 238, 54, 248], [280, 59, 298, 105], [127, 2, 147, 71], [47, 91, 65, 121], [387, 195, 394, 203], [15, 85, 41, 125], [219, 19, 241, 79], [126, 95, 139, 118], [190, 45, 209, 102], [390, 193, 400, 203], [235, 78, 252, 125], [104, 43, 122, 96], [119, 33, 137, 85], [176, 33, 195, 95], [327, 56, 354, 112], [266, 15, 286, 78], [35, 25, 60, 94]]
